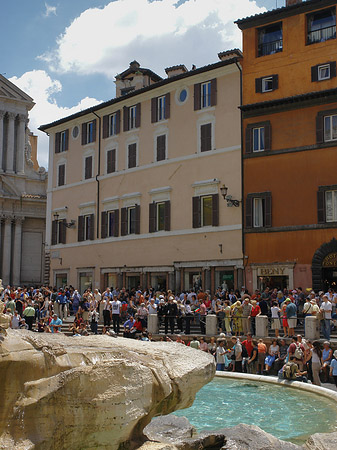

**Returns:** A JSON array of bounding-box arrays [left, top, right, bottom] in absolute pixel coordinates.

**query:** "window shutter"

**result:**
[[55, 133, 61, 153], [264, 122, 271, 151], [272, 74, 278, 90], [255, 77, 262, 93], [245, 127, 252, 154], [201, 123, 212, 152], [89, 214, 95, 240], [157, 135, 166, 161], [92, 119, 96, 142], [64, 129, 69, 151], [107, 149, 116, 174], [194, 83, 201, 110], [264, 193, 272, 228], [317, 190, 325, 223], [59, 219, 67, 244], [165, 93, 170, 119], [135, 204, 140, 234], [128, 143, 137, 168], [245, 196, 253, 229], [101, 211, 108, 238], [81, 123, 87, 145], [78, 215, 85, 241], [212, 194, 219, 227], [316, 113, 324, 144], [330, 61, 336, 78], [210, 78, 217, 106], [164, 200, 171, 231], [58, 164, 65, 186], [51, 220, 57, 245], [135, 103, 141, 128], [121, 207, 127, 236], [103, 115, 109, 138], [115, 110, 120, 134], [311, 65, 318, 82], [149, 202, 156, 233], [192, 196, 201, 228], [85, 156, 92, 179], [113, 209, 119, 237], [123, 106, 129, 132], [151, 97, 158, 123]]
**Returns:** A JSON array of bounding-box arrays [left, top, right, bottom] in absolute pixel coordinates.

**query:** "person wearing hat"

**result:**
[[50, 314, 62, 333], [329, 349, 337, 387]]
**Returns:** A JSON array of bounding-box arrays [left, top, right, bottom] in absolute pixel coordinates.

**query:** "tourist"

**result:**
[[270, 302, 281, 338], [257, 338, 267, 375], [123, 316, 135, 338], [102, 292, 112, 327], [89, 308, 99, 334], [329, 350, 337, 387], [281, 356, 308, 382], [274, 339, 288, 372], [231, 301, 243, 337], [223, 300, 232, 336], [321, 341, 333, 383], [164, 296, 177, 335], [199, 337, 208, 352], [175, 335, 185, 345], [137, 302, 149, 329], [241, 296, 252, 336], [320, 296, 332, 341], [264, 339, 280, 374], [50, 314, 62, 333], [208, 336, 217, 356], [22, 302, 35, 330], [10, 310, 21, 329], [288, 336, 305, 371], [250, 300, 260, 336], [19, 318, 29, 330], [247, 339, 258, 374], [231, 336, 243, 373], [281, 301, 289, 337], [285, 298, 297, 337], [111, 295, 122, 334], [215, 340, 226, 371], [311, 341, 322, 386], [189, 336, 200, 350], [199, 299, 207, 335]]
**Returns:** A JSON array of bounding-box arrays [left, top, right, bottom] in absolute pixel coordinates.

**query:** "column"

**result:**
[[204, 267, 211, 292], [6, 112, 16, 173], [0, 111, 5, 172], [256, 315, 269, 338], [148, 314, 159, 334], [16, 115, 26, 174], [206, 315, 218, 336], [12, 217, 24, 286], [2, 216, 13, 285]]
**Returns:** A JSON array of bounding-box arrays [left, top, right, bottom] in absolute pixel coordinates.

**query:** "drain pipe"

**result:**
[[92, 111, 101, 239]]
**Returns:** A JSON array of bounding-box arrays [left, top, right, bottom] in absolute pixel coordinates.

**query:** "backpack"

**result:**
[[241, 344, 248, 358], [284, 362, 298, 380], [294, 344, 304, 360]]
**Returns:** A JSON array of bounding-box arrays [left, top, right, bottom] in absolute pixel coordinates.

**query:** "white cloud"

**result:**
[[40, 0, 265, 77], [44, 2, 57, 18], [9, 70, 101, 169]]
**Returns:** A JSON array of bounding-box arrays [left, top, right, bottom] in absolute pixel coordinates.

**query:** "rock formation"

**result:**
[[0, 330, 215, 450]]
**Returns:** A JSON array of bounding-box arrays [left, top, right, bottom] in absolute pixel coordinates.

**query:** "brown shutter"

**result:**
[[64, 129, 69, 151], [103, 115, 109, 138], [149, 202, 156, 233], [212, 194, 219, 227], [194, 83, 201, 110], [59, 219, 66, 244], [135, 103, 141, 128], [85, 156, 92, 179], [330, 61, 336, 78], [101, 211, 107, 238], [164, 200, 171, 231], [116, 110, 121, 134], [317, 190, 325, 223], [92, 119, 97, 142], [245, 127, 252, 154], [58, 164, 65, 186], [89, 214, 95, 240], [107, 149, 116, 173], [311, 65, 318, 82], [121, 207, 127, 236], [123, 106, 129, 132], [316, 113, 324, 144], [264, 193, 272, 228], [165, 93, 170, 119], [272, 74, 278, 90], [55, 133, 61, 153], [113, 209, 119, 237], [157, 135, 166, 161], [245, 196, 253, 229], [51, 220, 57, 245], [151, 97, 158, 123], [210, 78, 217, 106], [135, 204, 140, 234], [78, 215, 85, 241], [201, 123, 211, 152], [192, 196, 201, 228], [255, 77, 262, 93], [81, 123, 87, 145], [128, 143, 137, 168], [264, 122, 271, 151]]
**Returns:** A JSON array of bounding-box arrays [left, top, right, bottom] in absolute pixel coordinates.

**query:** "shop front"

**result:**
[[312, 239, 337, 291], [78, 270, 93, 294], [54, 271, 68, 289], [251, 263, 295, 292]]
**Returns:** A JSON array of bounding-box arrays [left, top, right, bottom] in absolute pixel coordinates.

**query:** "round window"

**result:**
[[72, 125, 79, 139], [179, 89, 187, 103]]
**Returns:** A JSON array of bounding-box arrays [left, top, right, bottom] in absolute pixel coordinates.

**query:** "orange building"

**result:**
[[236, 0, 337, 292]]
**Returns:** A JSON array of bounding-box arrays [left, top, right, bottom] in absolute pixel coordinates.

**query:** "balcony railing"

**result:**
[[258, 39, 283, 57], [307, 25, 336, 44]]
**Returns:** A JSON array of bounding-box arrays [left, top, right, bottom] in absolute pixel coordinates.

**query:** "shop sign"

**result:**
[[257, 267, 286, 276], [322, 253, 337, 268]]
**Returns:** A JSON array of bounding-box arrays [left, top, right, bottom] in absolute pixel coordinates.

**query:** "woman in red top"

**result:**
[[250, 300, 261, 336]]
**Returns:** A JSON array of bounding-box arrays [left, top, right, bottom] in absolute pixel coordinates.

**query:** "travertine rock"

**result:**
[[0, 330, 215, 450], [304, 432, 337, 450]]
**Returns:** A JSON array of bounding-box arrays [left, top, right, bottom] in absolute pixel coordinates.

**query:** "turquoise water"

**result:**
[[172, 378, 337, 444]]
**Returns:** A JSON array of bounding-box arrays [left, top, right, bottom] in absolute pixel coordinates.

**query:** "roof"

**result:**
[[165, 64, 188, 74], [218, 49, 243, 59], [39, 56, 241, 132], [0, 74, 34, 108], [116, 61, 162, 82], [236, 0, 336, 30]]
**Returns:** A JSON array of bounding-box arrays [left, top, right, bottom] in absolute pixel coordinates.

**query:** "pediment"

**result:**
[[0, 175, 21, 198], [0, 75, 34, 106]]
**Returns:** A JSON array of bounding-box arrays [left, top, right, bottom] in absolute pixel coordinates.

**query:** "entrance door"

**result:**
[[79, 272, 93, 294], [322, 268, 337, 291], [258, 276, 288, 291], [127, 275, 140, 290], [55, 273, 68, 289], [150, 274, 167, 291]]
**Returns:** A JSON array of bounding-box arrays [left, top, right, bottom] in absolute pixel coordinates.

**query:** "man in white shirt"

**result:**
[[320, 295, 332, 340], [111, 295, 121, 334]]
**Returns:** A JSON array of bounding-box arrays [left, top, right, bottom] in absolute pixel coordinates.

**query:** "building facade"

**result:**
[[237, 0, 337, 292], [0, 75, 47, 286], [40, 55, 244, 293]]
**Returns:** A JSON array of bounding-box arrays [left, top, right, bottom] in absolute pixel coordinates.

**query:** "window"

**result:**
[[194, 79, 217, 110], [128, 143, 137, 168], [58, 164, 65, 187], [103, 111, 120, 138], [84, 155, 93, 179], [307, 7, 336, 45], [324, 115, 337, 141], [51, 219, 66, 245], [179, 89, 187, 103], [319, 64, 330, 80], [158, 96, 166, 121], [151, 94, 170, 122], [101, 209, 119, 238], [72, 126, 79, 139], [149, 201, 170, 232], [110, 113, 117, 135], [245, 193, 272, 229], [255, 75, 278, 93], [121, 205, 140, 235], [317, 185, 337, 223], [156, 135, 166, 161], [78, 214, 94, 241], [200, 123, 212, 152], [55, 129, 69, 153], [258, 22, 283, 57], [123, 104, 141, 131], [245, 121, 271, 154], [311, 61, 336, 82], [107, 149, 116, 174], [81, 120, 96, 145], [192, 194, 219, 228], [129, 105, 137, 130]]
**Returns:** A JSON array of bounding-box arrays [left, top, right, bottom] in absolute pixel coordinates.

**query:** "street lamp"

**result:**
[[220, 184, 241, 208]]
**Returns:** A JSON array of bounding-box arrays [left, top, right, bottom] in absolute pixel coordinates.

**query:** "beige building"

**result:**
[[40, 53, 243, 293], [0, 75, 47, 286]]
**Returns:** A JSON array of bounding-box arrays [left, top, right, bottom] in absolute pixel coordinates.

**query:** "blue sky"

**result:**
[[1, 0, 287, 167]]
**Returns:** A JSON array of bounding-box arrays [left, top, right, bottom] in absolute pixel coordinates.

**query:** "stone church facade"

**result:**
[[0, 75, 47, 287]]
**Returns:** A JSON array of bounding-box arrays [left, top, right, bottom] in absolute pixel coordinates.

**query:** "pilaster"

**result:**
[[13, 217, 24, 286], [6, 112, 16, 173], [16, 115, 26, 174], [0, 111, 5, 172], [2, 216, 13, 285]]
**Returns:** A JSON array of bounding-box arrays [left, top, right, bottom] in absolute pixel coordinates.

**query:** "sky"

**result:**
[[1, 0, 288, 168]]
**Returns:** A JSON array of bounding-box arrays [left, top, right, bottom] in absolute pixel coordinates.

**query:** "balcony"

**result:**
[[307, 25, 336, 44], [258, 39, 283, 57]]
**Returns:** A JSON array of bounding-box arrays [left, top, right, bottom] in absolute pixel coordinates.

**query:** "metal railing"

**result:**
[[307, 25, 336, 44], [258, 39, 283, 57]]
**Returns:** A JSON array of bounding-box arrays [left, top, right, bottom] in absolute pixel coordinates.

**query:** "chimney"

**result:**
[[286, 0, 302, 6], [165, 64, 188, 78]]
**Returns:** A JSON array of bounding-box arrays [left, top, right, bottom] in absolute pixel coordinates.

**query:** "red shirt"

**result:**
[[251, 305, 261, 317], [242, 339, 254, 357]]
